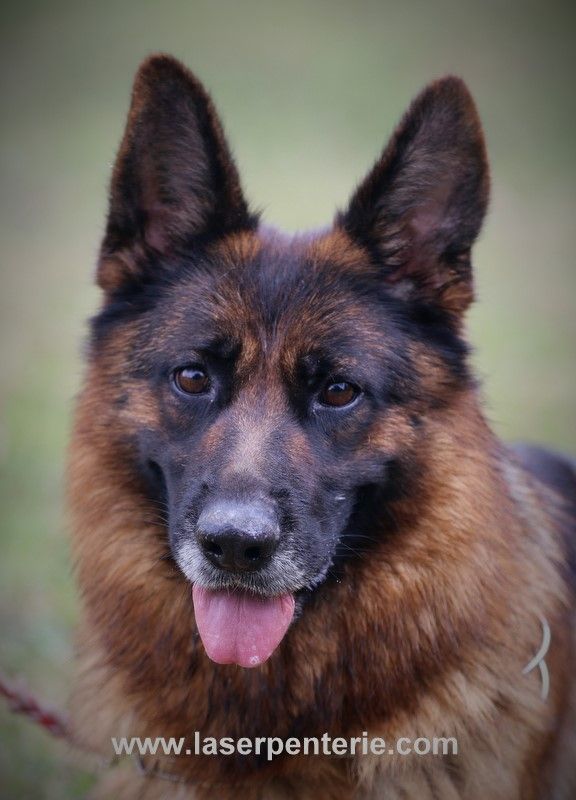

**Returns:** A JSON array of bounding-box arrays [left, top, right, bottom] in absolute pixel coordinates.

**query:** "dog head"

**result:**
[[90, 55, 488, 667]]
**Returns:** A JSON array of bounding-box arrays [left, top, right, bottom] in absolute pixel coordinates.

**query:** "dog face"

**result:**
[[91, 56, 488, 667]]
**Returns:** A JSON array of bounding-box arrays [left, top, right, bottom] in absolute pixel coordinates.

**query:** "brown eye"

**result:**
[[173, 366, 210, 395], [319, 380, 358, 408]]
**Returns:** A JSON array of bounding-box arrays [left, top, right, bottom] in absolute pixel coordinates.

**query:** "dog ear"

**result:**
[[97, 55, 257, 292], [337, 77, 489, 317]]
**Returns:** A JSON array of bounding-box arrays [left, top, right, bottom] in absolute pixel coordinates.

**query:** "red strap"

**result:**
[[0, 671, 70, 739]]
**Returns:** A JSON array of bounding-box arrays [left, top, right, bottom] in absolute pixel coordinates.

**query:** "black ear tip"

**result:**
[[136, 52, 185, 78], [431, 74, 472, 96], [416, 75, 480, 119], [132, 53, 202, 97]]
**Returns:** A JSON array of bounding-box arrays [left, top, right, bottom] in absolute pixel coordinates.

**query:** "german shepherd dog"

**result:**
[[69, 55, 576, 799]]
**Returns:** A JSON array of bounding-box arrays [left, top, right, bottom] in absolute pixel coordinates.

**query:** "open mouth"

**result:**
[[192, 585, 296, 668]]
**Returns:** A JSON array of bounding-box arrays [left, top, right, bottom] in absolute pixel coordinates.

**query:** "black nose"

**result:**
[[196, 500, 280, 572]]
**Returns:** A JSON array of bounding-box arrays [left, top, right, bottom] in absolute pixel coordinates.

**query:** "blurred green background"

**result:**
[[0, 0, 574, 796]]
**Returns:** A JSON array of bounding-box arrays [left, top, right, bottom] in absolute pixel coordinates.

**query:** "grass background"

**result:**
[[0, 0, 575, 796]]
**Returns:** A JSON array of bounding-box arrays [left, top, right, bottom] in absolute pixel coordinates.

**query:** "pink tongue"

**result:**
[[192, 586, 295, 668]]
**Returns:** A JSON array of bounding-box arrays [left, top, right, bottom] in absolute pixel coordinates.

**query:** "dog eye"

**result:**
[[173, 366, 210, 395], [318, 380, 358, 408]]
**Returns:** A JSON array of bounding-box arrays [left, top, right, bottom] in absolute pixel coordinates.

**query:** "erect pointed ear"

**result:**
[[97, 55, 257, 293], [337, 76, 489, 318]]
